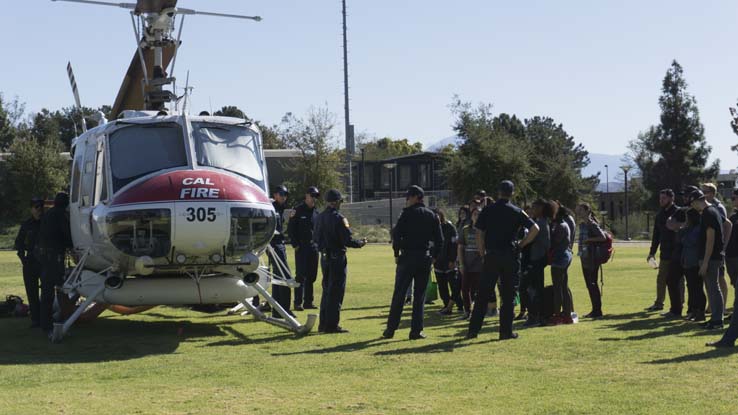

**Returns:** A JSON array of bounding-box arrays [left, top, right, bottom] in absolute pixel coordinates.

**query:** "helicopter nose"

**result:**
[[111, 170, 269, 206]]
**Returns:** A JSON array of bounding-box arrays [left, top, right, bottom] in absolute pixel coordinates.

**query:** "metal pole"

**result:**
[[605, 164, 609, 194], [389, 169, 394, 231], [342, 0, 353, 202], [360, 148, 365, 202], [624, 168, 630, 240]]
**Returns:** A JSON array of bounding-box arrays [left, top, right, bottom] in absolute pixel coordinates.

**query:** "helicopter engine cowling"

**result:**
[[99, 169, 275, 274]]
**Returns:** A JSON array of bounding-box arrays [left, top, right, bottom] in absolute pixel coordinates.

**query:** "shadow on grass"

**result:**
[[270, 338, 389, 356], [372, 337, 497, 356], [203, 326, 297, 347], [646, 347, 738, 364], [0, 317, 227, 365]]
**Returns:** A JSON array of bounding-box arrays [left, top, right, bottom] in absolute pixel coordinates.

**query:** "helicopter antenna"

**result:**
[[66, 62, 87, 133], [52, 0, 262, 115]]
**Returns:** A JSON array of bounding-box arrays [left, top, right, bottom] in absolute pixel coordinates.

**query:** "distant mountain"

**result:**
[[427, 135, 460, 151], [583, 153, 636, 180]]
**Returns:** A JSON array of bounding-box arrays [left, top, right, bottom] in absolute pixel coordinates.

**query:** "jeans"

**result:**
[[702, 260, 724, 324], [581, 258, 602, 314], [319, 252, 348, 330], [386, 254, 432, 334], [436, 268, 462, 309], [525, 257, 547, 320], [719, 283, 738, 344], [684, 266, 706, 317], [468, 251, 518, 337], [461, 271, 480, 313], [551, 265, 573, 315], [654, 259, 669, 307], [269, 243, 291, 318], [666, 259, 685, 315], [294, 247, 319, 306]]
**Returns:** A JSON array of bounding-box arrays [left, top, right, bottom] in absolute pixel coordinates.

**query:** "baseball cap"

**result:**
[[686, 189, 705, 204], [30, 198, 44, 208], [325, 189, 343, 203], [273, 185, 289, 196], [405, 185, 424, 198], [307, 186, 320, 197]]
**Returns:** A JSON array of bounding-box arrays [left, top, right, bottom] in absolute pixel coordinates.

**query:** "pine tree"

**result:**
[[630, 60, 718, 200]]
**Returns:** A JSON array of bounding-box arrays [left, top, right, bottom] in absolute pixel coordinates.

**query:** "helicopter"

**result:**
[[49, 0, 316, 342]]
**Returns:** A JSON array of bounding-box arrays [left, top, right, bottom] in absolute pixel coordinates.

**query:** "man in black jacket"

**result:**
[[14, 198, 45, 328], [313, 189, 366, 333], [38, 193, 73, 335], [646, 189, 678, 313], [269, 185, 292, 318], [288, 186, 320, 311], [383, 185, 444, 340]]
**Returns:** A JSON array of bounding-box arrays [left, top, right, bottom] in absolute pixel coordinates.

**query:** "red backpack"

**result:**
[[595, 232, 614, 265]]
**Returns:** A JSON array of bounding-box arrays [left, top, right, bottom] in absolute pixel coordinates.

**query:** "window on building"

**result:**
[[399, 165, 411, 189], [363, 164, 374, 190], [419, 164, 430, 188]]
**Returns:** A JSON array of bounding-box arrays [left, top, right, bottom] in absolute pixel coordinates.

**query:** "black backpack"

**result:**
[[0, 295, 27, 318]]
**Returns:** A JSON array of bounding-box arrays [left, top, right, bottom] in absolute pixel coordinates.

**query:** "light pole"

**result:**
[[621, 165, 631, 240], [384, 163, 397, 233], [605, 164, 609, 194]]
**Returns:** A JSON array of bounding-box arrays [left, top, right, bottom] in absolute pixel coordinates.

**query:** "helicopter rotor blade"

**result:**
[[176, 7, 262, 22], [51, 0, 137, 10]]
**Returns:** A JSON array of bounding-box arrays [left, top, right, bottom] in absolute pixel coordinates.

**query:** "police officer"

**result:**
[[38, 192, 73, 335], [14, 198, 45, 328], [466, 181, 539, 340], [382, 185, 443, 340], [268, 185, 293, 318], [288, 186, 321, 311], [313, 189, 366, 333]]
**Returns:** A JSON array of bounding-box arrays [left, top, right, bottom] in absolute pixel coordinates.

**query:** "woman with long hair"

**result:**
[[576, 203, 607, 319], [549, 205, 575, 324], [458, 208, 483, 320]]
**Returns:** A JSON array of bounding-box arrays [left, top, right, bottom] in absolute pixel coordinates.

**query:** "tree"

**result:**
[[279, 107, 344, 201], [445, 100, 533, 203], [2, 135, 69, 219], [0, 94, 21, 151], [360, 137, 423, 160], [215, 105, 285, 149], [630, 60, 718, 204], [523, 116, 596, 207]]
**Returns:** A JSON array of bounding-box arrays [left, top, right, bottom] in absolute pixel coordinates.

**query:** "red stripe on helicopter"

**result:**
[[111, 170, 270, 206]]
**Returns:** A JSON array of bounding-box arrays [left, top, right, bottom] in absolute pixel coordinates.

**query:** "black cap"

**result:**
[[687, 189, 705, 205], [405, 185, 424, 198], [660, 189, 675, 198], [684, 185, 700, 194], [325, 189, 343, 203], [498, 180, 514, 195], [272, 185, 289, 196], [475, 189, 487, 197], [30, 198, 44, 208], [307, 186, 320, 197]]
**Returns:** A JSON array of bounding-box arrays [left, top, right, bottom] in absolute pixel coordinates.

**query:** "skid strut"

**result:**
[[239, 281, 316, 335]]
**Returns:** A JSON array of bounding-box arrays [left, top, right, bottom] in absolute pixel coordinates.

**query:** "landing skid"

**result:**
[[237, 281, 316, 336]]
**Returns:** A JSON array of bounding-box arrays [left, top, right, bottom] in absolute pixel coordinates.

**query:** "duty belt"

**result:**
[[400, 249, 431, 257]]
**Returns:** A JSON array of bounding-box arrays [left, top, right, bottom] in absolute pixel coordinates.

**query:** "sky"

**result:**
[[2, 0, 738, 168]]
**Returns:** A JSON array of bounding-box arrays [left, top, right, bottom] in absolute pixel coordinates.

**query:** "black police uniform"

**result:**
[[313, 192, 364, 332], [38, 194, 73, 332], [288, 200, 320, 308], [14, 214, 43, 326], [269, 199, 292, 318], [385, 199, 444, 337], [468, 198, 535, 338]]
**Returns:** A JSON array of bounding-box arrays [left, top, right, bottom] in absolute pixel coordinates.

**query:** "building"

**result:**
[[717, 170, 738, 200], [350, 152, 450, 202]]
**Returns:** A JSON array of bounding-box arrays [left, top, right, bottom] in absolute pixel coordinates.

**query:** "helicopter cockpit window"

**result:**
[[109, 123, 188, 192], [192, 123, 265, 189]]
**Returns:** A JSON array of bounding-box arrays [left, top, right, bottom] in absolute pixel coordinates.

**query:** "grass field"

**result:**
[[1, 245, 737, 415]]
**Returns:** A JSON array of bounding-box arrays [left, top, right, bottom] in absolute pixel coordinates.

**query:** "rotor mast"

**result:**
[[52, 0, 262, 115]]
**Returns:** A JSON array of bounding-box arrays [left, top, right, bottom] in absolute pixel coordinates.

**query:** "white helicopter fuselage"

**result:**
[[68, 112, 277, 305]]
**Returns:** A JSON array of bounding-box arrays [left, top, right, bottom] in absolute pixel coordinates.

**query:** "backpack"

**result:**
[[595, 232, 614, 265], [0, 295, 26, 318]]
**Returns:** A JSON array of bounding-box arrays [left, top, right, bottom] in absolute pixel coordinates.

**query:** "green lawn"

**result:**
[[0, 245, 736, 415]]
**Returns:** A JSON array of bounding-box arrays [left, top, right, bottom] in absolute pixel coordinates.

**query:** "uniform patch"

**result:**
[[289, 210, 296, 218], [343, 218, 350, 228]]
